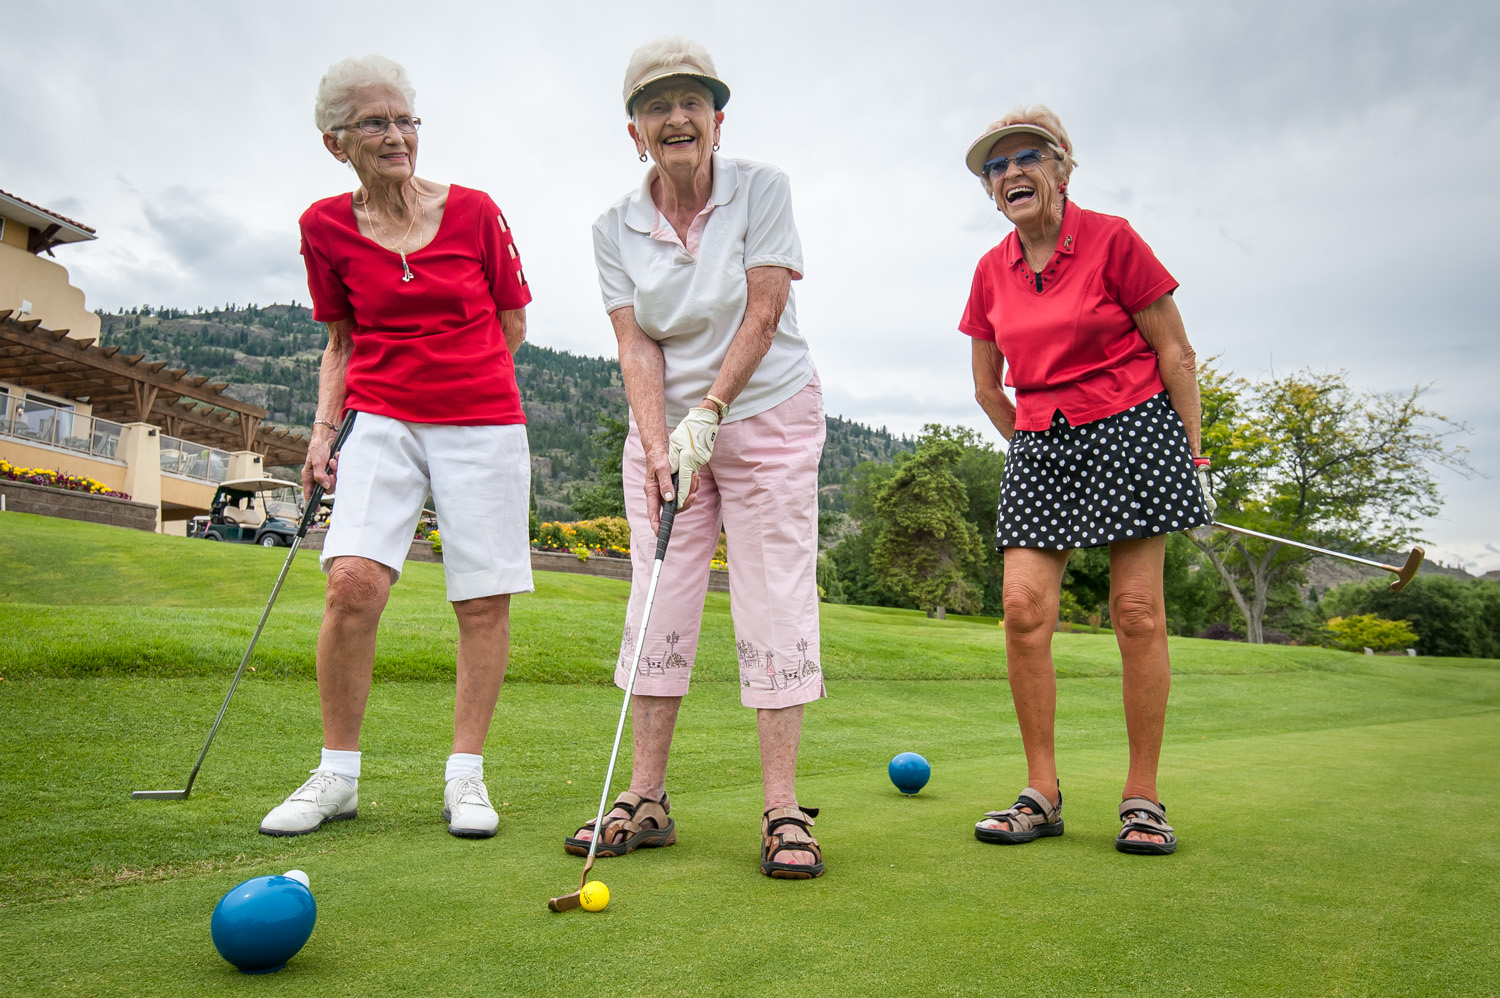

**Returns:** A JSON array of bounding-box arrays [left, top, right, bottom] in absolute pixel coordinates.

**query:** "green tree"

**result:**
[[1190, 364, 1470, 643], [568, 415, 629, 519], [870, 426, 985, 614], [1322, 576, 1500, 659]]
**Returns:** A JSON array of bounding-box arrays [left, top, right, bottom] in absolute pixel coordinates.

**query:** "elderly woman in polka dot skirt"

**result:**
[[959, 105, 1212, 855]]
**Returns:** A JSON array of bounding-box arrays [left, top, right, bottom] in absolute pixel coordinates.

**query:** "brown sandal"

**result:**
[[564, 791, 676, 857], [761, 805, 824, 879], [1115, 797, 1177, 855]]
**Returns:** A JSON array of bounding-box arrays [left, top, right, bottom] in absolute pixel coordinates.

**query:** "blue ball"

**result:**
[[211, 874, 316, 974], [888, 752, 931, 795]]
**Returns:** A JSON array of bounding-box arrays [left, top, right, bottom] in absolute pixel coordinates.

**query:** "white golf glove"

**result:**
[[667, 407, 720, 508], [1196, 464, 1217, 518]]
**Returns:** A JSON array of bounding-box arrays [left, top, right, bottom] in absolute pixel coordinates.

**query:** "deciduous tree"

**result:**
[[1191, 364, 1470, 643]]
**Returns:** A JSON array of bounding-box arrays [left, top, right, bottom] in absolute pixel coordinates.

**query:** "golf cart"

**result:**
[[190, 478, 304, 547]]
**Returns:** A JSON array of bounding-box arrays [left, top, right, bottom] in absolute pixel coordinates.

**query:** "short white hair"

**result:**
[[624, 36, 721, 119], [977, 104, 1078, 201], [314, 55, 416, 133]]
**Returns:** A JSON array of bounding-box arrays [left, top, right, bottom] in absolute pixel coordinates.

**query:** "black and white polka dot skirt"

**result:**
[[996, 392, 1210, 550]]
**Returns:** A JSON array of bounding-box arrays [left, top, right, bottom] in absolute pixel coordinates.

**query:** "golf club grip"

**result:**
[[297, 412, 358, 538], [656, 473, 680, 561]]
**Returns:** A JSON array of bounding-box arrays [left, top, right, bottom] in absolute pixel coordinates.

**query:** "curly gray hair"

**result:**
[[314, 54, 416, 133]]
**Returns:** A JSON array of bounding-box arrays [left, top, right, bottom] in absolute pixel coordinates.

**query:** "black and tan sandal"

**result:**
[[564, 791, 676, 857], [761, 805, 824, 879], [975, 786, 1063, 844], [1115, 797, 1177, 855]]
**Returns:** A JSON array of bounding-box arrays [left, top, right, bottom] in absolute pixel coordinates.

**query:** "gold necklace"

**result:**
[[356, 185, 423, 282]]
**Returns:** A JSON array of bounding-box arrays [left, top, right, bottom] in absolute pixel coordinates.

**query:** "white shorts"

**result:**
[[319, 412, 534, 602]]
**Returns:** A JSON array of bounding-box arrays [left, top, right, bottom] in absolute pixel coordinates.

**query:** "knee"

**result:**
[[325, 561, 388, 619], [1002, 583, 1057, 636], [1111, 589, 1162, 641], [454, 594, 510, 630]]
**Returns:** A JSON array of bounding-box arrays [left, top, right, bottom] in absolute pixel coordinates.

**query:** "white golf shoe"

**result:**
[[443, 775, 499, 838], [259, 770, 358, 837]]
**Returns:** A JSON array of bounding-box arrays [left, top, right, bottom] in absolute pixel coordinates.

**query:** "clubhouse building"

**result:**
[[0, 189, 309, 531]]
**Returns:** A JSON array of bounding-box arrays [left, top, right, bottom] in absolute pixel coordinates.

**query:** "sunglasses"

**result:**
[[982, 148, 1049, 178]]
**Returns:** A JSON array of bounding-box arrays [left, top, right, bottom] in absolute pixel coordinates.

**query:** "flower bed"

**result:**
[[1, 459, 130, 499], [533, 517, 632, 562], [533, 515, 728, 567]]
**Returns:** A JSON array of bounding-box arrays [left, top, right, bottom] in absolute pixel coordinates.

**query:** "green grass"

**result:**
[[2, 513, 1498, 996]]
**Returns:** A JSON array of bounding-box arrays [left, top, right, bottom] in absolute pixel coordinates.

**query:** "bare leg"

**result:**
[[1109, 535, 1170, 844], [317, 557, 390, 751], [758, 704, 815, 865], [451, 594, 511, 755], [574, 693, 680, 844], [978, 547, 1069, 831]]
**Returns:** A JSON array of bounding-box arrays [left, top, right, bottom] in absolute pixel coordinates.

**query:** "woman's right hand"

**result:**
[[303, 428, 339, 497], [643, 445, 698, 532]]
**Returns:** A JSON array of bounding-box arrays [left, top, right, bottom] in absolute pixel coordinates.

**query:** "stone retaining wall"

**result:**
[[0, 479, 158, 531]]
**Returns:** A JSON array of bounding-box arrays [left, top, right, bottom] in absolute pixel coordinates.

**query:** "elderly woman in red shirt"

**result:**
[[960, 106, 1211, 855], [258, 55, 532, 841]]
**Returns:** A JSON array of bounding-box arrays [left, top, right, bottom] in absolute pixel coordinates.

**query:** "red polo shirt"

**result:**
[[959, 200, 1178, 431], [300, 185, 532, 425]]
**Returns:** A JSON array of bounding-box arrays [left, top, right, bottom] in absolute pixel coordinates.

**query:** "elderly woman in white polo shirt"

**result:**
[[562, 36, 827, 879]]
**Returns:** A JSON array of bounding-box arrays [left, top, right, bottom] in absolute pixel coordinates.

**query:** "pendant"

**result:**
[[400, 252, 414, 283]]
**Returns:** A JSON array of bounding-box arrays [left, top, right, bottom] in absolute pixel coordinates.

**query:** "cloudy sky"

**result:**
[[5, 0, 1497, 572]]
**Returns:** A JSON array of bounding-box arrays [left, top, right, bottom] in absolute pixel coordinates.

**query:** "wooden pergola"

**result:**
[[0, 311, 309, 466]]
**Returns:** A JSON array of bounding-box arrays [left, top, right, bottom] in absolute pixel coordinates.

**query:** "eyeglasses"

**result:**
[[982, 148, 1049, 178], [334, 116, 422, 136]]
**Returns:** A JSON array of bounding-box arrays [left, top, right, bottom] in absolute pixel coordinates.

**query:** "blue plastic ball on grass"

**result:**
[[888, 752, 931, 795], [211, 871, 316, 974]]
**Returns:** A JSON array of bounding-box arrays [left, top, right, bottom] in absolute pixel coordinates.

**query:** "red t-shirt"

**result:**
[[299, 185, 532, 425], [959, 200, 1178, 431]]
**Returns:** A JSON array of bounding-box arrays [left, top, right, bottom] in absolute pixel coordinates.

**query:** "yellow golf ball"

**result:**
[[580, 880, 609, 912]]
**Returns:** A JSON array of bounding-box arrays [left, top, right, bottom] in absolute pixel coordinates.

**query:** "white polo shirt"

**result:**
[[592, 156, 816, 427]]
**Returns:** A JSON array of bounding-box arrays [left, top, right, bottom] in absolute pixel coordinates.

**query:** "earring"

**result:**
[[713, 142, 720, 151], [639, 152, 648, 162]]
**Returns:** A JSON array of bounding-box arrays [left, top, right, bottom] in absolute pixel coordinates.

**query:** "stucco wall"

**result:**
[[0, 437, 127, 491], [0, 243, 101, 340]]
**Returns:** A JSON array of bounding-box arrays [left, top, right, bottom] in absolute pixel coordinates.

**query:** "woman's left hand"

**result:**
[[1196, 464, 1216, 518], [666, 408, 720, 509]]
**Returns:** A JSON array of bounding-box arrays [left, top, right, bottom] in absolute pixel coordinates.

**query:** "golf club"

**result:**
[[549, 474, 679, 912], [132, 413, 358, 800], [1212, 519, 1424, 591]]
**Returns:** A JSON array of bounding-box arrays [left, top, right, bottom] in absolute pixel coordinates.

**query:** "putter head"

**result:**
[[1390, 546, 1425, 591], [131, 789, 190, 800], [547, 892, 582, 912]]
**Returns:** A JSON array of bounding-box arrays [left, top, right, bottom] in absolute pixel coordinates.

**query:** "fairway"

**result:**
[[2, 514, 1497, 996]]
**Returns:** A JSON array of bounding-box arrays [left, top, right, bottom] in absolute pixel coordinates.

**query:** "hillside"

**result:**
[[96, 304, 912, 520]]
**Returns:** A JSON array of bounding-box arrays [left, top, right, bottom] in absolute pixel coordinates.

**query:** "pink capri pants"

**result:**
[[615, 377, 827, 708]]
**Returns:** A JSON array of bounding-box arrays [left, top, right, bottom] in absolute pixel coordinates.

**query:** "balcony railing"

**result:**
[[1, 396, 123, 460], [160, 434, 230, 481]]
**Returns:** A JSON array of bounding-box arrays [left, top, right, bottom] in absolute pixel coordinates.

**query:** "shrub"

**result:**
[[1324, 614, 1418, 653], [534, 517, 631, 556], [428, 529, 441, 554], [1197, 622, 1243, 642]]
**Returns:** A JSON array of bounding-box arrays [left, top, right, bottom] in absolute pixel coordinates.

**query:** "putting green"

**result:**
[[2, 515, 1497, 994]]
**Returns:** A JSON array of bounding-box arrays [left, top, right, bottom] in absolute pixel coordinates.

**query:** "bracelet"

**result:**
[[703, 394, 730, 419], [313, 419, 341, 433], [1193, 457, 1211, 468]]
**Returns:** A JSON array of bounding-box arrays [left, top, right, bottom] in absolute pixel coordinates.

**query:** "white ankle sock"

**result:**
[[320, 748, 361, 784], [446, 753, 483, 782]]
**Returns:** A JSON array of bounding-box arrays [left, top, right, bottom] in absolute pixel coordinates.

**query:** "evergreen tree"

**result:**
[[870, 426, 985, 615]]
